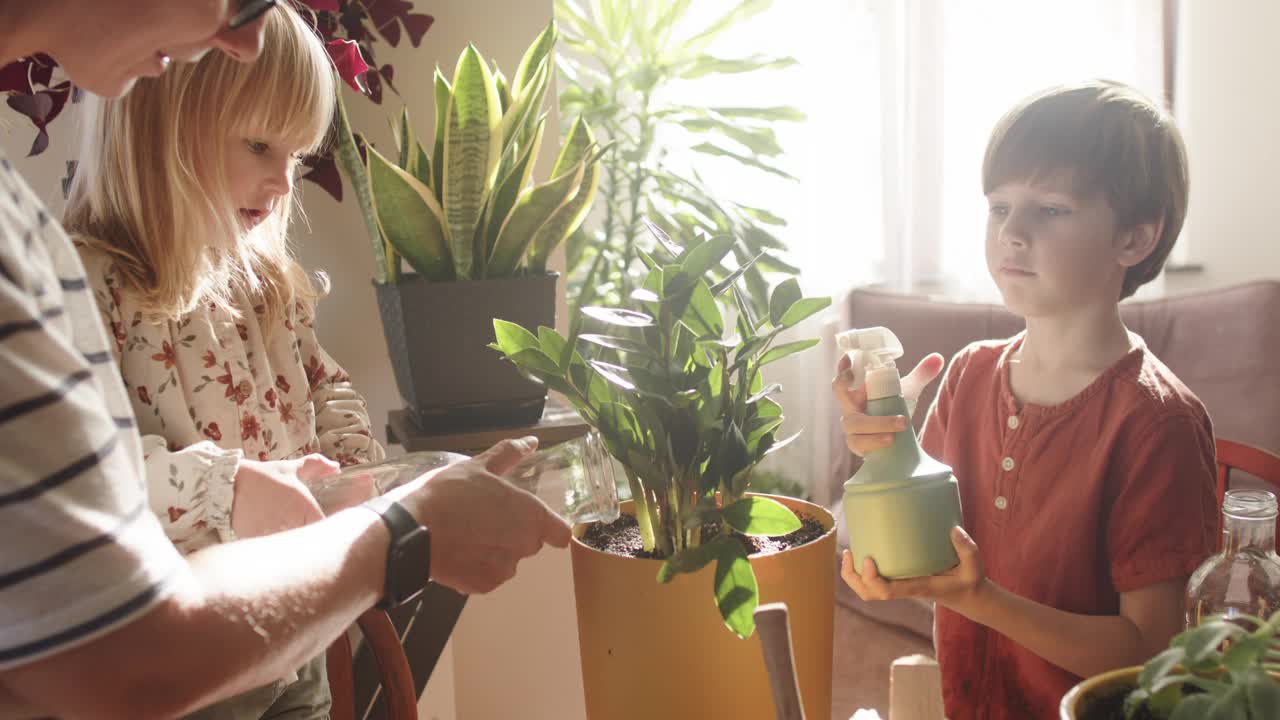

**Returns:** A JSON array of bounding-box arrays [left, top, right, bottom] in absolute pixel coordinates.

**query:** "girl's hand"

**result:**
[[231, 454, 335, 538], [832, 352, 944, 456], [840, 526, 988, 615]]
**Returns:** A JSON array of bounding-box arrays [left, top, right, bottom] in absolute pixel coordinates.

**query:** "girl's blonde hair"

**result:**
[[64, 3, 335, 322]]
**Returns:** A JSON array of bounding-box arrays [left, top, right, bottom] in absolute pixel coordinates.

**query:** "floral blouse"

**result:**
[[78, 244, 385, 554]]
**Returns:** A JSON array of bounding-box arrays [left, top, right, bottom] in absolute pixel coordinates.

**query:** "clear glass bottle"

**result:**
[[1185, 489, 1280, 628]]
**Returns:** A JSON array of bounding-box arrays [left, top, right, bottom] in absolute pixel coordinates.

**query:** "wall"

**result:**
[[1169, 0, 1280, 293]]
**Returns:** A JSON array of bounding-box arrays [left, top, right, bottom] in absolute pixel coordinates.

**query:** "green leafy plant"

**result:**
[[1121, 611, 1280, 719], [332, 20, 608, 284], [555, 0, 806, 318], [491, 223, 830, 638]]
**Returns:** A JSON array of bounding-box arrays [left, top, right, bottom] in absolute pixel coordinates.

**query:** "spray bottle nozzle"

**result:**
[[835, 326, 906, 400]]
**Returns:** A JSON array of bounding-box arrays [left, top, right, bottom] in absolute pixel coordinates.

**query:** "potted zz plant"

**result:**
[[492, 223, 836, 719], [1061, 611, 1280, 719], [334, 20, 606, 430]]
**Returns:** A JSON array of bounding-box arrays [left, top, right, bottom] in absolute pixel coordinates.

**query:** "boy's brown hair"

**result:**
[[982, 80, 1189, 299]]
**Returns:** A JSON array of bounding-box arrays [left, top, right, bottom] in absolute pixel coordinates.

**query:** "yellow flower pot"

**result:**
[[1059, 666, 1140, 719], [570, 494, 835, 720]]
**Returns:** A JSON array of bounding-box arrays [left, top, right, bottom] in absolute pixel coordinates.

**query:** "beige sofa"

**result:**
[[826, 281, 1280, 719]]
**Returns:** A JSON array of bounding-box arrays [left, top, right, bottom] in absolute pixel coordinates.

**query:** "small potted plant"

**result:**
[[1061, 611, 1280, 719], [492, 223, 835, 719], [333, 19, 606, 430]]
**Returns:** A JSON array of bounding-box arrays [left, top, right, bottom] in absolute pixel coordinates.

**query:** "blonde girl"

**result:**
[[65, 3, 384, 718]]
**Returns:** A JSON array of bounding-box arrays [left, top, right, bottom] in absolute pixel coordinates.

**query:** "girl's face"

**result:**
[[225, 133, 302, 230]]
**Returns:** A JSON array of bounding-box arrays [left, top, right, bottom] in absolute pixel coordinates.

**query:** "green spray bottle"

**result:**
[[838, 327, 964, 579]]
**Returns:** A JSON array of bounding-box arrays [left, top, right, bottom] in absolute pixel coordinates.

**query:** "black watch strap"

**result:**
[[360, 496, 430, 609]]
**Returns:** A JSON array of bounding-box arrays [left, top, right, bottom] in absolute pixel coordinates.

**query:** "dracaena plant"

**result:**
[[1123, 611, 1280, 719], [333, 20, 608, 285], [491, 222, 830, 638]]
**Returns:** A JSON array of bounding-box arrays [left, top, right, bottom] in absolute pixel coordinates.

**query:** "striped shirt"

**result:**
[[0, 149, 185, 670]]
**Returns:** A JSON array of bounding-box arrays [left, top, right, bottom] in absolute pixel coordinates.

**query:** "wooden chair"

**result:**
[[327, 609, 418, 720], [1214, 438, 1280, 549]]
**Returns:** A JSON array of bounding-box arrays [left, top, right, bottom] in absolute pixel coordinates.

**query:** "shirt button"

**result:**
[[1007, 415, 1020, 430], [1001, 456, 1016, 471], [995, 495, 1008, 510]]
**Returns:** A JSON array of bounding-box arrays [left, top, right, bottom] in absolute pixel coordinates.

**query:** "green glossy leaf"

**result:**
[[579, 334, 651, 355], [644, 219, 684, 256], [657, 536, 724, 583], [489, 160, 584, 276], [1182, 622, 1242, 665], [747, 382, 781, 404], [680, 234, 736, 280], [715, 541, 758, 639], [443, 45, 503, 279], [366, 146, 453, 281], [678, 280, 723, 340], [507, 346, 563, 379], [759, 339, 820, 366], [722, 496, 801, 536], [589, 360, 636, 392], [492, 319, 540, 356], [581, 306, 654, 327], [780, 297, 832, 328], [1167, 694, 1214, 720], [768, 278, 801, 326], [1245, 668, 1280, 717], [1138, 647, 1186, 687], [763, 431, 800, 457]]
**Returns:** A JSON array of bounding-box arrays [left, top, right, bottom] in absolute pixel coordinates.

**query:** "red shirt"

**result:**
[[919, 335, 1217, 719]]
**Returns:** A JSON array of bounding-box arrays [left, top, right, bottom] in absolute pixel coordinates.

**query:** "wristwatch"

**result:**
[[360, 495, 432, 609]]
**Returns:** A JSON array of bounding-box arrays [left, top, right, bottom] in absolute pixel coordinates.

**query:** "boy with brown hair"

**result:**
[[834, 80, 1217, 719]]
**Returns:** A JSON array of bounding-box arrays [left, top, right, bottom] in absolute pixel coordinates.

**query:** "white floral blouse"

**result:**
[[78, 244, 385, 554]]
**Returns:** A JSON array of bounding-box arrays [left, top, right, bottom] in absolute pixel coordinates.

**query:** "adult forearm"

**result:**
[[959, 581, 1149, 679], [3, 507, 388, 720]]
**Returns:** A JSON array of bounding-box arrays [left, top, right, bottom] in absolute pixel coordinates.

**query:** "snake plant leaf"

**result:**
[[527, 148, 601, 273], [501, 59, 549, 158], [491, 61, 511, 114], [443, 45, 503, 279], [512, 19, 557, 97], [488, 160, 585, 277], [411, 141, 432, 191], [484, 116, 545, 264], [395, 107, 415, 171], [366, 145, 453, 281], [431, 68, 451, 204]]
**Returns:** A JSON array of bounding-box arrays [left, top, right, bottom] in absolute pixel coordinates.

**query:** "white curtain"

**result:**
[[667, 0, 1167, 502]]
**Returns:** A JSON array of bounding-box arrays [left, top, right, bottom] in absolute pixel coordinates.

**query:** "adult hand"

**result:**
[[831, 352, 944, 456], [840, 526, 988, 615], [391, 437, 572, 595], [231, 454, 335, 538]]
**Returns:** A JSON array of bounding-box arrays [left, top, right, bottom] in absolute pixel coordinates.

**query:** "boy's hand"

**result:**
[[840, 526, 988, 615], [831, 352, 944, 456]]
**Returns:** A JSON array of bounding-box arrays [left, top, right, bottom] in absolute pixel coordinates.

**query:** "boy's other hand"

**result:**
[[832, 352, 944, 456], [840, 526, 987, 615]]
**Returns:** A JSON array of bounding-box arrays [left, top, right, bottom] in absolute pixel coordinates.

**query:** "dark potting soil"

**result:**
[[580, 510, 827, 560], [1077, 686, 1155, 720]]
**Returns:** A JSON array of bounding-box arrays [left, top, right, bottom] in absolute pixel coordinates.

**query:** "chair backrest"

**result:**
[[327, 609, 418, 720], [1214, 438, 1280, 550]]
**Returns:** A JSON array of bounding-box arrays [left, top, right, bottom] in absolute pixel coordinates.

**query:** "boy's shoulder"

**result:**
[[1122, 341, 1212, 429]]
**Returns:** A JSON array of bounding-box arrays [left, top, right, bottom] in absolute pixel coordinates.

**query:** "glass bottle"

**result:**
[[1185, 489, 1280, 628]]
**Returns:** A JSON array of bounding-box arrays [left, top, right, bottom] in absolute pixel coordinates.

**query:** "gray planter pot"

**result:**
[[374, 272, 557, 431]]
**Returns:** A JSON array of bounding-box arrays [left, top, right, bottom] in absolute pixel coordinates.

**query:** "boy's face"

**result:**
[[984, 177, 1132, 317]]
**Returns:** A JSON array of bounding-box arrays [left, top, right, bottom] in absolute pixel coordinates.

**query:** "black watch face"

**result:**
[[389, 527, 431, 606]]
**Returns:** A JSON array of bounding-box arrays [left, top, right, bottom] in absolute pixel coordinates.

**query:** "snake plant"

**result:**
[[335, 20, 607, 284]]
